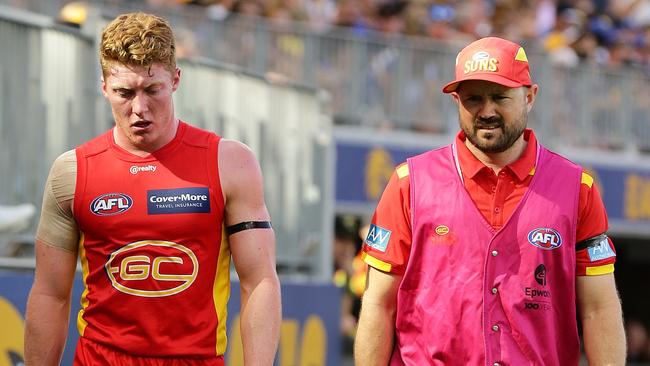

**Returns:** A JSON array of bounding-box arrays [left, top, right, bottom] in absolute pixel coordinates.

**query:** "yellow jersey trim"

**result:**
[[77, 233, 89, 335], [586, 263, 614, 276], [214, 226, 232, 356], [581, 172, 594, 188], [362, 252, 392, 273], [396, 164, 409, 179]]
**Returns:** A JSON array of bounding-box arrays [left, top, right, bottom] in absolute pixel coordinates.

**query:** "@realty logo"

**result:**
[[130, 165, 157, 175]]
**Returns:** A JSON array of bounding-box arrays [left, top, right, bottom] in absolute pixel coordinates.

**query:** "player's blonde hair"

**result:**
[[99, 12, 176, 77]]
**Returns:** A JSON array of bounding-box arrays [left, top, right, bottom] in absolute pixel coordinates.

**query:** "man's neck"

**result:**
[[113, 119, 179, 157], [465, 134, 527, 174]]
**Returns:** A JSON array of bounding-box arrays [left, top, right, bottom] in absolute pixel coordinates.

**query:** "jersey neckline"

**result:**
[[106, 120, 187, 162]]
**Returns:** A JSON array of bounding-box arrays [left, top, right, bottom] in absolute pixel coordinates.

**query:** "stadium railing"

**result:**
[[2, 0, 649, 154], [0, 5, 334, 279]]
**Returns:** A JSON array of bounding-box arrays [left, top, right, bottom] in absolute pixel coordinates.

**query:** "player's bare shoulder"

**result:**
[[47, 149, 77, 203], [217, 138, 264, 201]]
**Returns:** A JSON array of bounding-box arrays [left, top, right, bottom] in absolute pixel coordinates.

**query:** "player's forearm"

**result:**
[[354, 301, 396, 365], [239, 276, 281, 365], [24, 292, 71, 366], [581, 299, 626, 365]]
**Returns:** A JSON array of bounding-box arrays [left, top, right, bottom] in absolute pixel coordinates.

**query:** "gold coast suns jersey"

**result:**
[[73, 122, 230, 358]]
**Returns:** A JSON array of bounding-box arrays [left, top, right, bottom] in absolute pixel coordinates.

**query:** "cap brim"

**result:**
[[442, 73, 526, 93]]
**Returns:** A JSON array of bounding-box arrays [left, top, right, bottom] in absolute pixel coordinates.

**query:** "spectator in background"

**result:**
[[544, 8, 586, 67], [627, 319, 650, 363], [401, 0, 429, 36], [52, 0, 650, 71], [57, 1, 89, 27], [333, 215, 367, 356], [375, 1, 408, 35], [304, 0, 338, 32], [175, 27, 199, 58], [232, 0, 264, 17], [335, 0, 372, 34]]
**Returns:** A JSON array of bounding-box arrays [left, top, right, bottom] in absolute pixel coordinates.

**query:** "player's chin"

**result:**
[[129, 134, 153, 146], [473, 135, 508, 152]]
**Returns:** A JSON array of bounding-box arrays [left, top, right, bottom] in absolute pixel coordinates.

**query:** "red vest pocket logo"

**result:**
[[90, 193, 133, 216], [435, 225, 450, 235], [105, 240, 199, 297]]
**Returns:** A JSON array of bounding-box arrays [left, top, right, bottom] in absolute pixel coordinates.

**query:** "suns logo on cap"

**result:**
[[464, 51, 498, 74], [472, 51, 490, 61]]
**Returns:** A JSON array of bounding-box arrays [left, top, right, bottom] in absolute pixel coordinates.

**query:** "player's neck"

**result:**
[[466, 134, 527, 175], [113, 118, 179, 157]]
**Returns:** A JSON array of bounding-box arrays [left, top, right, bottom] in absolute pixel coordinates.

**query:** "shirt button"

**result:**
[[494, 363, 501, 366], [494, 207, 501, 213], [491, 287, 498, 294], [492, 324, 499, 332], [491, 186, 496, 193], [491, 250, 498, 256]]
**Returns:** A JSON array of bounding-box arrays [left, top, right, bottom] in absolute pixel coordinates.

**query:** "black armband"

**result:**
[[576, 233, 608, 251], [226, 221, 272, 236]]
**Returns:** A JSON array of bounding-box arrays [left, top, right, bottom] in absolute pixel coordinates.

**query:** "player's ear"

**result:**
[[451, 91, 460, 104], [525, 84, 539, 112], [171, 67, 181, 92], [101, 76, 108, 98]]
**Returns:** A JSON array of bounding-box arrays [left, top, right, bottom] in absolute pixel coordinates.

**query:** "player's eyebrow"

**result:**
[[109, 81, 164, 90]]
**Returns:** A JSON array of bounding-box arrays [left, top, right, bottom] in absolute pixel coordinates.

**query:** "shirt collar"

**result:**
[[455, 128, 537, 181]]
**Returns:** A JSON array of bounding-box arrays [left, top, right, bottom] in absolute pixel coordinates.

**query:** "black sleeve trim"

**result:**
[[576, 233, 608, 251], [226, 221, 272, 236]]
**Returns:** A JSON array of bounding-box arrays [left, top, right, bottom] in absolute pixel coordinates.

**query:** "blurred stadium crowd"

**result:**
[[54, 0, 650, 69]]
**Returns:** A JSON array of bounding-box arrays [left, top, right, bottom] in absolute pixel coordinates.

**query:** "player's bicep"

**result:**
[[218, 139, 275, 282], [218, 139, 270, 226], [32, 239, 78, 300], [576, 273, 620, 315], [230, 227, 277, 284], [362, 266, 401, 309]]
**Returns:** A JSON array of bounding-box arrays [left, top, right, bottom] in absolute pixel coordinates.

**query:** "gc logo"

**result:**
[[105, 240, 199, 297]]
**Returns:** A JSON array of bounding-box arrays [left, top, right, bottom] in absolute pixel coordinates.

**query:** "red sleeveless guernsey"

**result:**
[[73, 122, 230, 359]]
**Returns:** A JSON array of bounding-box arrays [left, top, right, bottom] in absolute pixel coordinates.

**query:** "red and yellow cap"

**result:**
[[442, 37, 532, 93]]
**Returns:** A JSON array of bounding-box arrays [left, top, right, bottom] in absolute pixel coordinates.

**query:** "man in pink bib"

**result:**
[[355, 37, 626, 365]]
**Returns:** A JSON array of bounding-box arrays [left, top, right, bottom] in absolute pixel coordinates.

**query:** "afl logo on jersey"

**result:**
[[527, 228, 562, 250], [105, 240, 199, 297], [90, 193, 133, 216]]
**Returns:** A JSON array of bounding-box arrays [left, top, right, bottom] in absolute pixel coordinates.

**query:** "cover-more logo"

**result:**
[[90, 193, 133, 216], [130, 165, 157, 175], [105, 240, 199, 297]]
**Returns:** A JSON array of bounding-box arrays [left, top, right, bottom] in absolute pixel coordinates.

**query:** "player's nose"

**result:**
[[131, 93, 149, 116], [476, 99, 498, 119]]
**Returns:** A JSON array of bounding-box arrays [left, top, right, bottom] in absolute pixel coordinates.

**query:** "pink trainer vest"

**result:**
[[391, 143, 581, 366]]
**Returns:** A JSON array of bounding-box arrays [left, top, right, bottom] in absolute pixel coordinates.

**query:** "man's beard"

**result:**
[[462, 115, 526, 153]]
